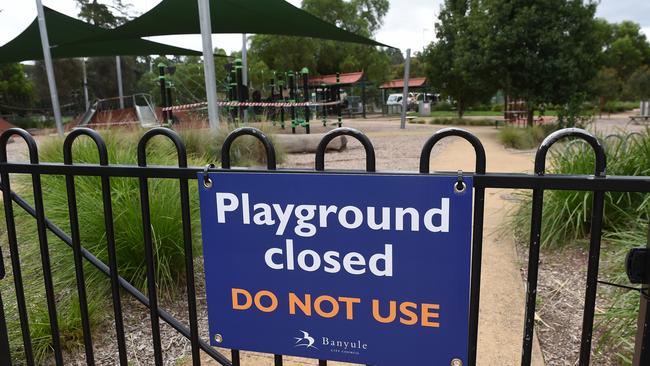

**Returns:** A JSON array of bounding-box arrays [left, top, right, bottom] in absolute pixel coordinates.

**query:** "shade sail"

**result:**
[[88, 0, 389, 47], [0, 7, 203, 63]]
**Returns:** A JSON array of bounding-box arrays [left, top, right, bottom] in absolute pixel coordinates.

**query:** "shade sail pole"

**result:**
[[35, 0, 64, 136], [400, 48, 411, 129], [198, 0, 220, 130], [82, 58, 89, 110], [242, 34, 248, 86], [116, 56, 124, 109]]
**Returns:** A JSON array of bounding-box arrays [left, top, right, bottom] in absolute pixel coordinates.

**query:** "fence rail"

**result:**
[[0, 126, 648, 365]]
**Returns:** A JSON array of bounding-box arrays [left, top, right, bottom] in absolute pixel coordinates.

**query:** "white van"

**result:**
[[386, 93, 403, 106]]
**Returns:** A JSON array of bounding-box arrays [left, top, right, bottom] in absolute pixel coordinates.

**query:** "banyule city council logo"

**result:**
[[294, 330, 318, 350]]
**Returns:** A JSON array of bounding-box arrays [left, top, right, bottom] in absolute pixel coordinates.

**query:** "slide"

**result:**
[[77, 104, 97, 127], [135, 105, 159, 128]]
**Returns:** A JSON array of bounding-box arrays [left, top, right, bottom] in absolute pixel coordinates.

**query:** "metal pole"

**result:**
[[115, 56, 124, 109], [632, 222, 650, 366], [400, 48, 411, 129], [242, 34, 248, 87], [158, 64, 168, 122], [35, 0, 64, 136], [82, 58, 89, 111], [198, 0, 220, 130], [242, 34, 248, 122]]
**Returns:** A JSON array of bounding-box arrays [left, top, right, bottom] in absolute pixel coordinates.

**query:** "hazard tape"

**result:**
[[162, 100, 341, 112]]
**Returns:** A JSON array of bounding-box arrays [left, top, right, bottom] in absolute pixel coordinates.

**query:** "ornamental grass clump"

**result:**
[[0, 126, 283, 363]]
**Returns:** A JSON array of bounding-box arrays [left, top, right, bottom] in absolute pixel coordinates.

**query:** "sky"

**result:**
[[0, 0, 649, 57]]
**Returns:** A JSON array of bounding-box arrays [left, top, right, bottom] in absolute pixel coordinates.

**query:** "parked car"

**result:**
[[386, 93, 403, 106]]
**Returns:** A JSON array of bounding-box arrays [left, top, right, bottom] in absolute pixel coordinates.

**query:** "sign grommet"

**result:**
[[214, 333, 223, 343]]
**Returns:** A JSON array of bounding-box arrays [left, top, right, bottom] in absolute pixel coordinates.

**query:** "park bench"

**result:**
[[629, 115, 650, 123]]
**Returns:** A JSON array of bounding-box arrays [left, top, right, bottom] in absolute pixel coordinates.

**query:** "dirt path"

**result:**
[[426, 126, 545, 365], [191, 120, 545, 366]]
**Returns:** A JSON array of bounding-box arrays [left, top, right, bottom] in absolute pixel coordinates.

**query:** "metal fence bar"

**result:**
[[0, 130, 35, 365], [62, 129, 104, 365], [315, 127, 376, 366], [632, 222, 650, 365], [1, 163, 650, 192], [0, 292, 10, 366], [0, 245, 12, 366], [221, 127, 279, 366], [419, 127, 487, 366], [137, 130, 172, 366], [521, 128, 607, 366], [29, 132, 64, 365]]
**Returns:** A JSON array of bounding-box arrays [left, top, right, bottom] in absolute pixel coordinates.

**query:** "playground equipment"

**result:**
[[76, 93, 161, 128]]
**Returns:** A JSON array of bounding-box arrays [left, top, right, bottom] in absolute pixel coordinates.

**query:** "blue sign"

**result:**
[[198, 172, 473, 365]]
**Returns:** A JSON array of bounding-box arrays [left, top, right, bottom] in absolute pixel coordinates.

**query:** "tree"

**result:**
[[248, 0, 391, 89], [591, 68, 622, 116], [627, 65, 650, 100], [75, 0, 130, 27], [29, 59, 84, 107], [483, 0, 601, 125], [0, 63, 35, 111], [599, 21, 650, 80], [423, 0, 495, 118]]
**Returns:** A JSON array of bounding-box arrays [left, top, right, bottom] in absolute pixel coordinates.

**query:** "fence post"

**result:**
[[633, 221, 650, 365], [0, 245, 11, 365]]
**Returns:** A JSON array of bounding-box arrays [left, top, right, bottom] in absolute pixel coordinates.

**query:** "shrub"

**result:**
[[497, 125, 557, 150], [431, 101, 453, 111], [491, 104, 504, 112]]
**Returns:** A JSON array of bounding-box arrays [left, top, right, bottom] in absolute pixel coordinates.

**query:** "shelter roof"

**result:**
[[309, 72, 364, 86], [379, 77, 427, 89], [0, 7, 202, 63], [83, 0, 390, 48]]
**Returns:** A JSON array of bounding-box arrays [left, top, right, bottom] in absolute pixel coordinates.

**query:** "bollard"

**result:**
[[288, 71, 296, 134], [278, 76, 286, 129], [336, 72, 342, 128], [301, 67, 310, 134]]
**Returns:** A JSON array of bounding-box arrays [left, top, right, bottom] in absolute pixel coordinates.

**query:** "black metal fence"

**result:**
[[0, 125, 648, 366]]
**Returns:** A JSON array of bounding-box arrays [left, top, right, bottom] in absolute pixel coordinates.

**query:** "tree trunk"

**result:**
[[527, 104, 534, 127], [458, 97, 464, 118]]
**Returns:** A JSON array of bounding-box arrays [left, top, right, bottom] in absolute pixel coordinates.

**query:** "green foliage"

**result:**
[[423, 0, 495, 118], [591, 68, 623, 110], [497, 125, 557, 150], [74, 0, 131, 27], [431, 101, 453, 111], [601, 100, 639, 113], [555, 93, 595, 129], [486, 0, 600, 124], [627, 65, 650, 100], [512, 129, 650, 249], [0, 63, 35, 109]]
